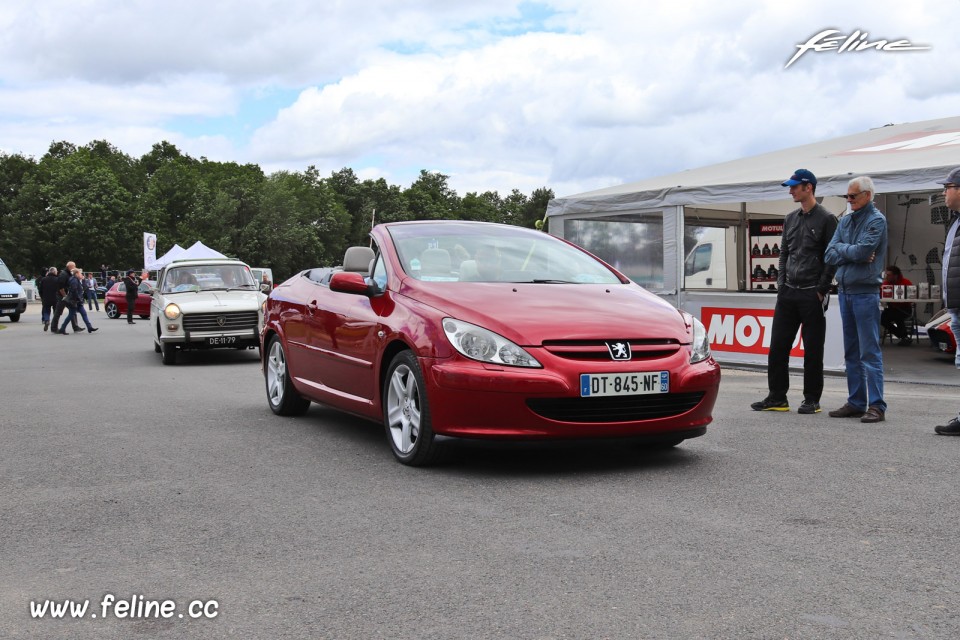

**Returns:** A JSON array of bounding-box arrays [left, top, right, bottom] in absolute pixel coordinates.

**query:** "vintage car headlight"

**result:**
[[442, 318, 541, 368], [163, 303, 181, 320], [688, 314, 711, 364]]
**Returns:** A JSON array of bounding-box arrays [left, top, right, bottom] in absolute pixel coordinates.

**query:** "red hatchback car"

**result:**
[[261, 221, 721, 465], [104, 281, 153, 320]]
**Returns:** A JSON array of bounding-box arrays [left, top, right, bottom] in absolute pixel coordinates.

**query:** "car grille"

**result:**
[[541, 339, 681, 361], [183, 311, 259, 332], [526, 392, 705, 423]]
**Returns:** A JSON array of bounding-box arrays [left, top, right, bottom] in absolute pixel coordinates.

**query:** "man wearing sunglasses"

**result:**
[[751, 169, 838, 415], [824, 176, 889, 423], [934, 167, 960, 435]]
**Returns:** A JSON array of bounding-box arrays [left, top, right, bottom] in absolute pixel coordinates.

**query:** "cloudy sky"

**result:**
[[1, 0, 957, 198]]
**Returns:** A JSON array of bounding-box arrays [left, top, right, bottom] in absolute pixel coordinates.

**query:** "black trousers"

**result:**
[[880, 306, 910, 339], [767, 286, 827, 403], [126, 296, 137, 322], [51, 295, 81, 330]]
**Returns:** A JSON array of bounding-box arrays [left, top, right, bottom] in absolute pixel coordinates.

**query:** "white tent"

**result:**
[[147, 241, 227, 270], [544, 115, 960, 371], [546, 115, 960, 215], [147, 244, 185, 270]]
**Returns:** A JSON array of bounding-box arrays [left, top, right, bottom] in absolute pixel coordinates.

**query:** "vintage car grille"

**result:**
[[526, 391, 705, 423], [182, 311, 259, 332], [541, 339, 681, 361]]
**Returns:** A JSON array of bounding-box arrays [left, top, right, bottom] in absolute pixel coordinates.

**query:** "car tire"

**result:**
[[8, 313, 19, 322], [265, 336, 310, 416], [154, 340, 161, 353], [161, 341, 177, 365], [383, 351, 441, 466], [139, 314, 149, 319], [105, 303, 119, 319]]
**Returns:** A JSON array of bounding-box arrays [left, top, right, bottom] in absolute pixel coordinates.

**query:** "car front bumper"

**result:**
[[423, 353, 721, 440]]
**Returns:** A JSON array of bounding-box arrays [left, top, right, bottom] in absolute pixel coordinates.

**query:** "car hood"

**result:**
[[165, 290, 265, 313], [397, 281, 690, 345], [0, 281, 25, 296]]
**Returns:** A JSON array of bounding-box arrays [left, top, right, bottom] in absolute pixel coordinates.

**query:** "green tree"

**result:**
[[403, 170, 460, 220]]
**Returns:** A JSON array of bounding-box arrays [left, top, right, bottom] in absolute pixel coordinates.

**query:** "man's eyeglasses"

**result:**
[[844, 192, 864, 200], [944, 185, 960, 191]]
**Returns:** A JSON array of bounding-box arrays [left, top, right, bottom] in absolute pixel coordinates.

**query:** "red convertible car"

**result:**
[[261, 221, 721, 465]]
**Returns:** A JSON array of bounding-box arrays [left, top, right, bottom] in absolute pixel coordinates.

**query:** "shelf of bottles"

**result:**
[[749, 220, 783, 293]]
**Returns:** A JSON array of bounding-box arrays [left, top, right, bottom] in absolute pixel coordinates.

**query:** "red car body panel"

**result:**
[[263, 221, 720, 441]]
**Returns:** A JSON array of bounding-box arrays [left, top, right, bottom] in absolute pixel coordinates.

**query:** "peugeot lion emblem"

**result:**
[[216, 315, 226, 327], [606, 341, 631, 361]]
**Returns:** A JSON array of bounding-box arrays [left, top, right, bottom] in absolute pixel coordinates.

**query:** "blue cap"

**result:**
[[936, 167, 960, 186], [782, 169, 817, 187]]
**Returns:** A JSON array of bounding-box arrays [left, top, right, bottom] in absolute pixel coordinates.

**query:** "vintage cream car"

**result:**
[[150, 258, 268, 365]]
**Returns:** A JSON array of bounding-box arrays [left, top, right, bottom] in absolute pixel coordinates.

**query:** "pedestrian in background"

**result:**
[[751, 169, 838, 414], [55, 269, 98, 334], [38, 267, 60, 331], [51, 260, 81, 333], [122, 269, 140, 324], [934, 167, 960, 435], [824, 176, 889, 423], [880, 265, 913, 346], [83, 271, 100, 311]]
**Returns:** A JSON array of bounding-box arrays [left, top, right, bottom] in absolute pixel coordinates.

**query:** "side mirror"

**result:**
[[260, 283, 272, 293], [330, 271, 374, 296]]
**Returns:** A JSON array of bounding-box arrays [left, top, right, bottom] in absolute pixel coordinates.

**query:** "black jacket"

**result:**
[[122, 275, 140, 299], [945, 211, 960, 308], [777, 203, 839, 295], [56, 268, 72, 297], [39, 275, 60, 305]]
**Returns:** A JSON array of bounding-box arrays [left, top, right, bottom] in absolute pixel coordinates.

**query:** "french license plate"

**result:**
[[580, 371, 669, 397], [207, 336, 237, 346]]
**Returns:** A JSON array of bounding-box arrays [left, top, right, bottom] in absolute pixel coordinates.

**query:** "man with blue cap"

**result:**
[[751, 169, 838, 414]]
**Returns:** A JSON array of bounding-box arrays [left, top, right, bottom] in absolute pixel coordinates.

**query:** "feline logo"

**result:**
[[786, 29, 930, 69]]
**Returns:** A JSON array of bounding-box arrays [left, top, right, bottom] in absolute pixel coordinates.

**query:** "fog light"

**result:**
[[167, 324, 179, 331]]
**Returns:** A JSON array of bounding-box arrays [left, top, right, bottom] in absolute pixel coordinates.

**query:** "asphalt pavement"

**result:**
[[3, 303, 960, 639]]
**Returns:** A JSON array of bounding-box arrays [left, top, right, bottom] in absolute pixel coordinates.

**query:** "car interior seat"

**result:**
[[458, 259, 479, 281], [420, 248, 452, 279], [343, 247, 376, 275]]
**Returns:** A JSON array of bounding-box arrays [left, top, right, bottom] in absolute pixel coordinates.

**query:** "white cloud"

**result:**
[[1, 0, 958, 196]]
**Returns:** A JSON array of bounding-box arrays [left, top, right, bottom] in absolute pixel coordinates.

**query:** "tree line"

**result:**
[[0, 140, 554, 281]]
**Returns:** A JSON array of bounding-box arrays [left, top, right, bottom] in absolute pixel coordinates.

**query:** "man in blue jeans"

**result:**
[[933, 166, 960, 435], [824, 176, 889, 423]]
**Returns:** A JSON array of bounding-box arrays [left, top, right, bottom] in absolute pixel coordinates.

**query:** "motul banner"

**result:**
[[701, 306, 804, 357]]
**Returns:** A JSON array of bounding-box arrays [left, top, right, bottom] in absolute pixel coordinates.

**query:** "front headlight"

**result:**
[[688, 314, 711, 364], [163, 303, 181, 320], [442, 318, 542, 368]]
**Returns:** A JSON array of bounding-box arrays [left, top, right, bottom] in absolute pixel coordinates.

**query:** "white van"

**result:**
[[0, 258, 27, 322], [683, 227, 736, 290], [251, 267, 274, 288]]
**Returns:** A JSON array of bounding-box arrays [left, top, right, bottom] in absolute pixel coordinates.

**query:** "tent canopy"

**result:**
[[547, 115, 960, 216], [147, 241, 227, 270]]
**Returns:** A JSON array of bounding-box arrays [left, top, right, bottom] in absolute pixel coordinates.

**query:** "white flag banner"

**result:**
[[144, 232, 157, 270]]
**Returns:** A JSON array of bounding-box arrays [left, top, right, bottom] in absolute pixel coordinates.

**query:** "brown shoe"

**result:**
[[860, 406, 885, 423], [828, 403, 865, 418]]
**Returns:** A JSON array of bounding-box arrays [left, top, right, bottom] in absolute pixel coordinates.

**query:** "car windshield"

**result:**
[[161, 265, 257, 292], [0, 262, 14, 282], [387, 222, 623, 284]]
